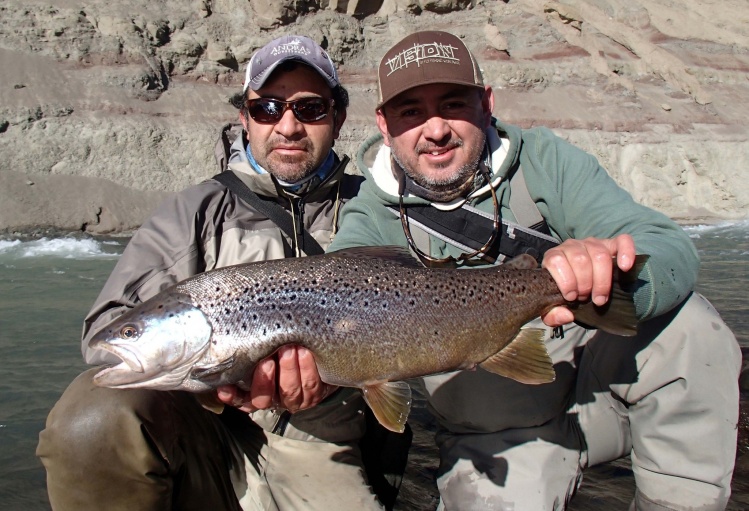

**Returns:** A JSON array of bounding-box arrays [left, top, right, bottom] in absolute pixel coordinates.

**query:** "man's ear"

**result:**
[[332, 109, 346, 139], [376, 109, 391, 147], [481, 86, 495, 128], [239, 110, 250, 135]]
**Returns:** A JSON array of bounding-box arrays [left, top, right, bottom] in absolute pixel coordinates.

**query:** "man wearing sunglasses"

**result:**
[[37, 35, 394, 511], [328, 31, 741, 510]]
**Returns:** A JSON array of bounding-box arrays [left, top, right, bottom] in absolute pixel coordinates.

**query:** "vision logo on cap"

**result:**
[[377, 31, 484, 109], [384, 42, 461, 76]]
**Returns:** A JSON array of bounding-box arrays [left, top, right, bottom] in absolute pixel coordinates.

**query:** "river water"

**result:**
[[0, 221, 747, 510]]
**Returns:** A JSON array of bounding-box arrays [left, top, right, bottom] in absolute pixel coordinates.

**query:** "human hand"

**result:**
[[540, 234, 636, 327], [216, 345, 336, 414]]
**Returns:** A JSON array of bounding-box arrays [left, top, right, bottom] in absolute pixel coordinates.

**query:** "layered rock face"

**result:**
[[1, 0, 747, 233]]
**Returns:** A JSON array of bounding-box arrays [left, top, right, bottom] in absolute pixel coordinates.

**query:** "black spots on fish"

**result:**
[[212, 340, 218, 345], [305, 318, 311, 326], [157, 304, 164, 309], [285, 313, 293, 321], [275, 323, 281, 329], [433, 298, 441, 305], [408, 298, 416, 307], [168, 313, 175, 318], [224, 308, 231, 316], [242, 322, 247, 331], [257, 297, 265, 304], [252, 313, 258, 321]]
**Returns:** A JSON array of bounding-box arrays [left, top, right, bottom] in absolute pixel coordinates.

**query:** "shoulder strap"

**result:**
[[508, 163, 548, 233], [212, 171, 325, 256], [391, 164, 558, 263]]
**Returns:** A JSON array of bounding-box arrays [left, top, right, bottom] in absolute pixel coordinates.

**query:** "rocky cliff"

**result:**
[[1, 0, 747, 234]]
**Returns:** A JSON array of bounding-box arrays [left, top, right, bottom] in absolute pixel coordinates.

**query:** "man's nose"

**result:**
[[274, 108, 304, 138], [423, 115, 451, 142]]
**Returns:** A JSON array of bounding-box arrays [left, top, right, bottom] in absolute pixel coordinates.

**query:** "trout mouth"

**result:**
[[90, 341, 145, 373], [90, 341, 151, 388]]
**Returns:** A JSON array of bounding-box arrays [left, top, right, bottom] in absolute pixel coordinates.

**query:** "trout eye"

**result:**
[[120, 325, 138, 339]]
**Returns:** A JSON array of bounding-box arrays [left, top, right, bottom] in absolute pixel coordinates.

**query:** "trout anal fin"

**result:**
[[361, 381, 412, 433], [479, 328, 556, 384]]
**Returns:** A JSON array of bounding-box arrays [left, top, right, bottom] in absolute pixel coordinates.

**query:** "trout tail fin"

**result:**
[[571, 254, 650, 337]]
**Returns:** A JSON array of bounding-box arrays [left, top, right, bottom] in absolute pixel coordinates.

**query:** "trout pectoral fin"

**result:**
[[479, 328, 556, 384], [190, 356, 236, 381], [196, 392, 226, 415], [361, 381, 412, 434]]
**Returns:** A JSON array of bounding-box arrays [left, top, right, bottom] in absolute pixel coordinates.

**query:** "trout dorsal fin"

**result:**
[[328, 246, 423, 268], [361, 381, 412, 433], [479, 328, 556, 384]]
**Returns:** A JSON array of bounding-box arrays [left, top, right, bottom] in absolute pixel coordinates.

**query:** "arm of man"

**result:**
[[82, 190, 209, 365], [524, 127, 699, 323]]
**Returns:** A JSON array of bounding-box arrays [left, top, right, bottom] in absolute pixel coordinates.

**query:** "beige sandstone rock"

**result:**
[[0, 0, 747, 233]]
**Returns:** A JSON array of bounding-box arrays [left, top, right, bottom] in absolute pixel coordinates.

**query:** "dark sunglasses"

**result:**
[[246, 97, 334, 124]]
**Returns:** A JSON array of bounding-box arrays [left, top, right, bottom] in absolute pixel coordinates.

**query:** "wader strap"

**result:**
[[508, 163, 548, 233], [212, 170, 325, 256], [391, 165, 559, 263]]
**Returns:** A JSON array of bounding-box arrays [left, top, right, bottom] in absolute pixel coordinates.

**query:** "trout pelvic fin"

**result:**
[[361, 381, 412, 434], [195, 392, 226, 415], [479, 328, 556, 384], [570, 254, 650, 337]]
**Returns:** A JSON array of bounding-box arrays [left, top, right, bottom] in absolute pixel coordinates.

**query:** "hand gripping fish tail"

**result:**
[[87, 247, 649, 434]]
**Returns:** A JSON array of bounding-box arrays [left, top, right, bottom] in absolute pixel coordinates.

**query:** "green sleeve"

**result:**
[[522, 127, 700, 320]]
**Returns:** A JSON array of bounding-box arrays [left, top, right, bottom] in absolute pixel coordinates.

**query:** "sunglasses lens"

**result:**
[[249, 99, 284, 123], [292, 98, 329, 122], [247, 98, 331, 124]]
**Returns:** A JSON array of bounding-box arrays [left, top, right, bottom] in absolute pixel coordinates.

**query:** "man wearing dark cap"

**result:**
[[37, 35, 392, 511], [329, 30, 741, 510]]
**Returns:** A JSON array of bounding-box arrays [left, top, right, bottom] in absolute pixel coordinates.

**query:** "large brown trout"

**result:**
[[90, 246, 647, 433]]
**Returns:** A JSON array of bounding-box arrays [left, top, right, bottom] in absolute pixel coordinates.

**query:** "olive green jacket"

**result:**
[[329, 118, 699, 321]]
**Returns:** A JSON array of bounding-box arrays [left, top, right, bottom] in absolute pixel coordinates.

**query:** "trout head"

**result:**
[[89, 291, 213, 390]]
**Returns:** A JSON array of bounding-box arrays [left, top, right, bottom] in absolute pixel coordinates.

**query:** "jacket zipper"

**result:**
[[291, 197, 306, 256]]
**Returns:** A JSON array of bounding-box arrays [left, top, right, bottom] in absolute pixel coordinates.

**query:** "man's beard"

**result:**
[[259, 138, 316, 184], [389, 133, 486, 203]]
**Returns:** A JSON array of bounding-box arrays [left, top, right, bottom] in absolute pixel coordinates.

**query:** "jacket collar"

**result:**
[[226, 129, 349, 202]]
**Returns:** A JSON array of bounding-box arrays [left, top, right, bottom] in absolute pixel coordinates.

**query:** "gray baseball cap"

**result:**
[[243, 35, 340, 92]]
